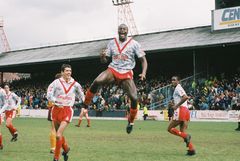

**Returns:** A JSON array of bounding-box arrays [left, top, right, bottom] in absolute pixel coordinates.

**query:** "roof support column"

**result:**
[[193, 50, 196, 96]]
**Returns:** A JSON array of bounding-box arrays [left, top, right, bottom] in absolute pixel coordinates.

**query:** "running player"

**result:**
[[167, 76, 196, 156], [0, 83, 21, 142], [48, 73, 62, 154], [47, 64, 85, 161], [75, 107, 90, 127], [82, 24, 148, 134]]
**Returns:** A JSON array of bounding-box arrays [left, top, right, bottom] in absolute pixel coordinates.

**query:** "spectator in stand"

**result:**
[[198, 96, 209, 110], [143, 105, 148, 120], [8, 71, 240, 112]]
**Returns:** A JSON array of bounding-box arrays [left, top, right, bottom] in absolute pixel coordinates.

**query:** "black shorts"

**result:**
[[168, 107, 174, 117]]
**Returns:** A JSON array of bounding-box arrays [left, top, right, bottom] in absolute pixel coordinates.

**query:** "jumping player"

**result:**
[[47, 64, 85, 161], [82, 24, 147, 134], [75, 107, 90, 127], [0, 83, 21, 142], [167, 76, 196, 156]]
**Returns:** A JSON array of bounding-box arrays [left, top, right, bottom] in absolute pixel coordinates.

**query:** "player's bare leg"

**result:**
[[53, 121, 69, 161], [168, 120, 190, 141], [122, 79, 138, 134], [84, 69, 115, 107], [85, 111, 90, 127], [179, 121, 190, 146], [50, 121, 56, 153], [75, 109, 84, 127], [168, 120, 195, 156], [6, 117, 18, 142], [167, 120, 181, 135]]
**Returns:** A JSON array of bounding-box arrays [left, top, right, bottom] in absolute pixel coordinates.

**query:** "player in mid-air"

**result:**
[[167, 76, 196, 156], [0, 87, 6, 149], [47, 64, 85, 161], [75, 107, 90, 127], [81, 24, 148, 134], [0, 83, 21, 142]]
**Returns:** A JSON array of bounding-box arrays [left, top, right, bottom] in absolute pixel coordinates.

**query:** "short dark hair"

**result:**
[[172, 76, 180, 81], [3, 82, 10, 88], [61, 64, 71, 72], [55, 73, 62, 79], [118, 23, 128, 29]]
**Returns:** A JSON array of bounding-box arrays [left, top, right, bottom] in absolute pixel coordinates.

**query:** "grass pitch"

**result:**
[[0, 118, 239, 161]]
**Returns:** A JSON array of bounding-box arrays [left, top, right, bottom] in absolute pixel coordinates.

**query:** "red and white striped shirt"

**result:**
[[47, 77, 85, 107]]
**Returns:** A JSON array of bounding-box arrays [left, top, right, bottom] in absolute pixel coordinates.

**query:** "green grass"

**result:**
[[0, 118, 240, 161]]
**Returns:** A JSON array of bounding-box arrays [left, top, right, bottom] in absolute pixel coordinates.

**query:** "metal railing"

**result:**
[[148, 73, 205, 110]]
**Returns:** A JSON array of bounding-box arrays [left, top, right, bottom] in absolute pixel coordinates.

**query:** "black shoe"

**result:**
[[86, 125, 90, 127], [126, 122, 134, 134], [62, 147, 70, 161], [186, 150, 196, 156], [75, 125, 80, 127], [235, 127, 240, 131], [11, 132, 18, 142], [0, 144, 3, 150], [184, 134, 191, 147]]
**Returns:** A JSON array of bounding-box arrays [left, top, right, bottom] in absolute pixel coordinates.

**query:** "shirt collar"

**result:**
[[59, 77, 74, 84]]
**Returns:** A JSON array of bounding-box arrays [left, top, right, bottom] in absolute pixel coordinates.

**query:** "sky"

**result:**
[[0, 0, 215, 51]]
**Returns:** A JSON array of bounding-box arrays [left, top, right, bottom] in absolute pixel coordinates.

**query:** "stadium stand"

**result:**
[[8, 72, 240, 112]]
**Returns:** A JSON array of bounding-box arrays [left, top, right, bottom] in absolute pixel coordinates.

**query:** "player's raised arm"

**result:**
[[100, 40, 112, 64], [100, 48, 109, 64]]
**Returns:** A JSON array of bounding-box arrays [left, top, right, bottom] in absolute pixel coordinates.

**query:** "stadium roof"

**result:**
[[0, 25, 240, 69]]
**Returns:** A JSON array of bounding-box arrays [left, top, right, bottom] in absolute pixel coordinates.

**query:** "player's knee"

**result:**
[[56, 133, 62, 140], [51, 128, 56, 134], [6, 122, 11, 128], [93, 78, 103, 86], [167, 127, 172, 133], [129, 94, 137, 102]]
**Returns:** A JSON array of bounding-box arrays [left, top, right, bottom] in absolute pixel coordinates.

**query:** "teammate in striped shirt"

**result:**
[[82, 24, 148, 134], [167, 76, 196, 156], [47, 64, 85, 161], [48, 73, 62, 154], [0, 83, 21, 142], [0, 87, 6, 149]]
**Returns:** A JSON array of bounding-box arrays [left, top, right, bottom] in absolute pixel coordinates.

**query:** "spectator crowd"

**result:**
[[8, 73, 240, 111]]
